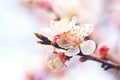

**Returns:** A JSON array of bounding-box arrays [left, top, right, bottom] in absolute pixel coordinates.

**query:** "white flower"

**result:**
[[80, 40, 96, 55], [64, 40, 96, 56], [42, 16, 80, 49], [47, 54, 64, 72], [42, 17, 95, 56], [42, 17, 77, 40]]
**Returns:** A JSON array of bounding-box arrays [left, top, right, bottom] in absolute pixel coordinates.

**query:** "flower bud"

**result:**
[[96, 42, 110, 59], [37, 0, 52, 11]]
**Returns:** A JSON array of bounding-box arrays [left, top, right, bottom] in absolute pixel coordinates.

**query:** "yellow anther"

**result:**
[[49, 60, 54, 65]]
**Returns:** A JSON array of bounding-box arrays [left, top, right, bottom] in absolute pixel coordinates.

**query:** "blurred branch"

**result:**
[[34, 33, 120, 70], [79, 54, 120, 70]]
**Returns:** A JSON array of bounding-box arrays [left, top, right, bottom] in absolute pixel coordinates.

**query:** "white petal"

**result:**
[[65, 47, 79, 56], [41, 45, 54, 53], [59, 18, 70, 33], [80, 40, 96, 55], [79, 24, 94, 38], [69, 16, 77, 26], [50, 18, 70, 34], [47, 54, 63, 72], [42, 27, 54, 40], [50, 21, 61, 35], [57, 38, 73, 49], [71, 26, 81, 35]]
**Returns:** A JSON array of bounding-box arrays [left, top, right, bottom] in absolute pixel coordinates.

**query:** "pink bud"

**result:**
[[96, 42, 110, 59], [37, 0, 52, 11]]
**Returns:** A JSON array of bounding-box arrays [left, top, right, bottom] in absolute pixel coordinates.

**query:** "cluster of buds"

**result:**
[[35, 17, 120, 72]]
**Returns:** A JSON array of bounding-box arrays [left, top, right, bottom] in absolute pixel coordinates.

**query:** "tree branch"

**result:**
[[34, 33, 120, 70], [84, 55, 120, 70]]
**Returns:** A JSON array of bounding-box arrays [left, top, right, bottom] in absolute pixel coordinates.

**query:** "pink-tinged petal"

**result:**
[[56, 37, 73, 49]]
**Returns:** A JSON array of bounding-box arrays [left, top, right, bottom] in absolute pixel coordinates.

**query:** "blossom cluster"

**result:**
[[34, 16, 120, 72], [41, 17, 97, 71]]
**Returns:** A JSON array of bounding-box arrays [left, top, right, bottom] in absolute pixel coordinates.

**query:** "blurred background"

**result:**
[[0, 0, 120, 80]]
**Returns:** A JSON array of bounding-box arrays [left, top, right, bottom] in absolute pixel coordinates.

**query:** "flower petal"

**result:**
[[58, 17, 71, 33], [57, 38, 73, 49], [79, 24, 94, 38], [69, 16, 77, 26], [42, 27, 54, 40], [47, 54, 64, 72], [80, 40, 96, 55], [65, 47, 79, 56], [50, 20, 61, 35]]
